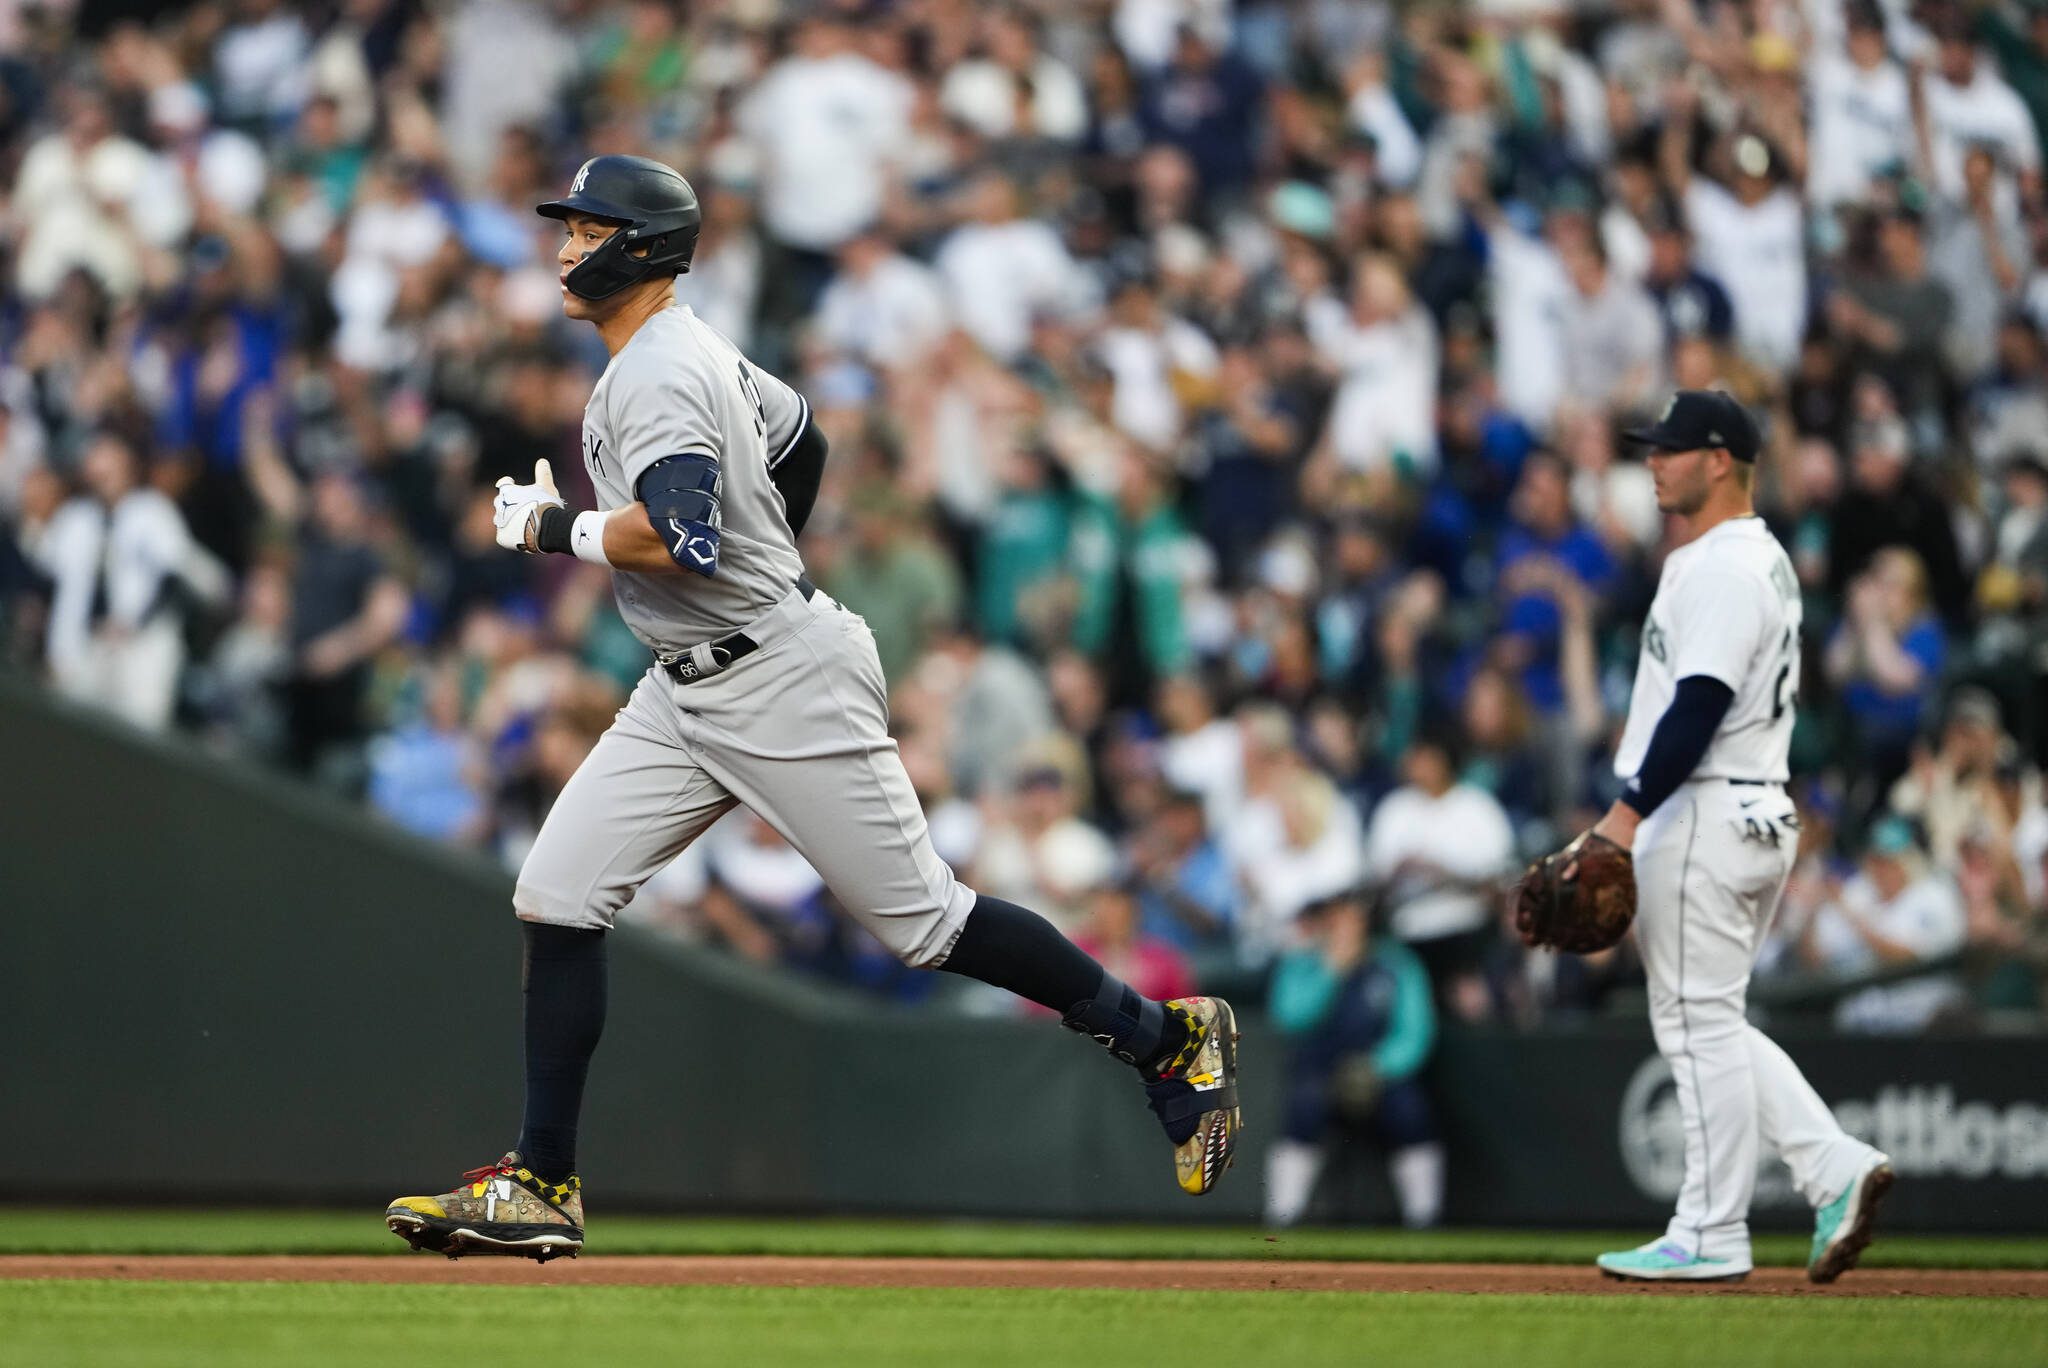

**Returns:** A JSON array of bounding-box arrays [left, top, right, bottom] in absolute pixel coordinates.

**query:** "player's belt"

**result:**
[[658, 576, 817, 685]]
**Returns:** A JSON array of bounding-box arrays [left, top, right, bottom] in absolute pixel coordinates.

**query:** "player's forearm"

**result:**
[[534, 503, 694, 575], [597, 504, 697, 575]]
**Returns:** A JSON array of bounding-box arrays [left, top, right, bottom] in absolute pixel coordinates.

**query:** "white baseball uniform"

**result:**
[[1617, 515, 1877, 1262], [514, 303, 976, 967]]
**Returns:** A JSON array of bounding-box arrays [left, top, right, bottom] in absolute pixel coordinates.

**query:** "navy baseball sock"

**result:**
[[516, 921, 607, 1185], [937, 896, 1187, 1071]]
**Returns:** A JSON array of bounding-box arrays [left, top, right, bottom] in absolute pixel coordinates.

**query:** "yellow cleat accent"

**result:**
[[388, 1197, 446, 1218]]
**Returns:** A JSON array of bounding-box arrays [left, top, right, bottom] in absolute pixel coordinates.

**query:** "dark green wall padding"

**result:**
[[3, 679, 2041, 1229]]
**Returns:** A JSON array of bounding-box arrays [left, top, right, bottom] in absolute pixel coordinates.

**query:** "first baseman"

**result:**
[[384, 156, 1242, 1260], [1588, 392, 1893, 1283]]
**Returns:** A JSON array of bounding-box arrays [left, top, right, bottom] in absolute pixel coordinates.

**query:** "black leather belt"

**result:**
[[1726, 778, 1781, 786], [660, 576, 816, 685]]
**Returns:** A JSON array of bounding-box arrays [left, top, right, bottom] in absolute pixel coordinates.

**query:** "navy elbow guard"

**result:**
[[638, 452, 722, 576]]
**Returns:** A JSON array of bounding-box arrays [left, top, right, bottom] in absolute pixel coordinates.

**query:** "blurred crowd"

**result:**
[[3, 0, 2047, 1045]]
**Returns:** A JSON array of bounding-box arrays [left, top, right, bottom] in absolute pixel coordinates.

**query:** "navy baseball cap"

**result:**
[[1625, 390, 1762, 462]]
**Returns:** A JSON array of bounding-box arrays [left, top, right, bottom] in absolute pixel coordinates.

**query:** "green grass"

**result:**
[[4, 1208, 2046, 1269], [2, 1282, 2044, 1368]]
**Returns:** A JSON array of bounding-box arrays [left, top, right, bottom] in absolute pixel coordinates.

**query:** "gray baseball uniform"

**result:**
[[514, 304, 975, 966], [578, 304, 810, 650]]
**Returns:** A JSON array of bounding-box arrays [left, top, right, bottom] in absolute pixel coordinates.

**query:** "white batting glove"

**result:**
[[493, 459, 566, 553]]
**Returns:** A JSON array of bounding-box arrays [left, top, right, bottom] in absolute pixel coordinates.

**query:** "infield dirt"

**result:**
[[4, 1255, 2043, 1298]]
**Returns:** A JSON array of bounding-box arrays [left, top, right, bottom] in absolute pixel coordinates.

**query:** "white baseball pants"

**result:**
[[1633, 778, 1876, 1261]]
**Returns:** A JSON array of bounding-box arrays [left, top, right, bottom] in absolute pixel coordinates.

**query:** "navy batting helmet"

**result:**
[[538, 155, 701, 301]]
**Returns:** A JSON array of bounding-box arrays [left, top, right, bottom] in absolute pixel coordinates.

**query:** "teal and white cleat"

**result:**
[[1596, 1240, 1750, 1282], [1808, 1153, 1895, 1284]]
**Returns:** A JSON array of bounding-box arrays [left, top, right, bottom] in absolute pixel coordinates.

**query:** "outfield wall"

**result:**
[[3, 679, 2042, 1230]]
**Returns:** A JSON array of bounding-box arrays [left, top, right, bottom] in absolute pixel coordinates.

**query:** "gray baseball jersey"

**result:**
[[580, 303, 812, 650], [519, 300, 977, 971]]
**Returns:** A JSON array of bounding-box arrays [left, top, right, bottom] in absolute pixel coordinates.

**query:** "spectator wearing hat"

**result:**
[[1801, 815, 1969, 1032], [1265, 890, 1443, 1229], [1640, 200, 1736, 348], [976, 738, 1118, 935], [1977, 452, 2048, 620], [1891, 687, 2021, 865]]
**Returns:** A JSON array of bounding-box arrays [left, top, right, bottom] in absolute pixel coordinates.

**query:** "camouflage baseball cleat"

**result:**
[[385, 1151, 583, 1261], [1143, 997, 1243, 1196]]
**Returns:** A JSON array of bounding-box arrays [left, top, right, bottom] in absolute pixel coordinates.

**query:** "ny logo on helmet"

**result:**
[[571, 161, 592, 195]]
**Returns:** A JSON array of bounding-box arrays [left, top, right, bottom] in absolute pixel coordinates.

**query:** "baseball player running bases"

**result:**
[[1587, 392, 1893, 1284], [385, 157, 1241, 1260]]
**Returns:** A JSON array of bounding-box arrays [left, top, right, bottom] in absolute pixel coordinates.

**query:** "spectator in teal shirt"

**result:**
[[1265, 891, 1444, 1228]]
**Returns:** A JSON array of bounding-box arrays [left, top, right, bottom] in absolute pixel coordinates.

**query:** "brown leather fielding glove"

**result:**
[[1514, 830, 1637, 954]]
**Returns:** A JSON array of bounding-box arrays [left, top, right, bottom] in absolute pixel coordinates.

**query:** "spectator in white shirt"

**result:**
[[1342, 52, 1422, 189], [938, 8, 1088, 143], [1801, 816, 1969, 1031], [1093, 269, 1220, 455], [934, 171, 1088, 363], [740, 16, 914, 255], [1806, 0, 1915, 208], [976, 742, 1119, 933], [813, 228, 951, 373], [1663, 83, 1808, 371], [21, 432, 229, 730], [211, 0, 310, 130], [10, 86, 182, 301], [1485, 197, 1575, 431], [1365, 734, 1516, 1019], [1231, 765, 1368, 958], [1156, 674, 1244, 833], [1306, 253, 1438, 480], [1918, 15, 2043, 205]]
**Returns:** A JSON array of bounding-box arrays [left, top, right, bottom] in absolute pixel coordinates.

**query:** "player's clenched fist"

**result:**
[[494, 459, 567, 553]]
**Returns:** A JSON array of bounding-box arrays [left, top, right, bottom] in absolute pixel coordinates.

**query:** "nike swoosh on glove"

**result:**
[[494, 459, 566, 553]]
